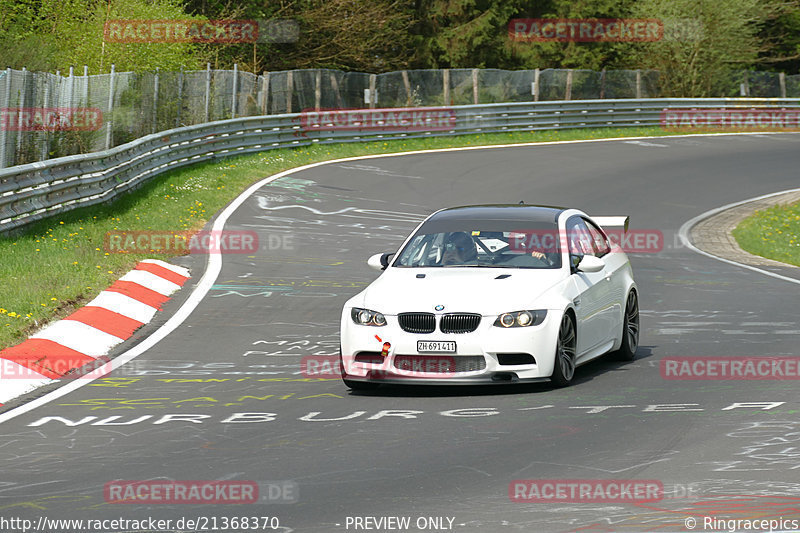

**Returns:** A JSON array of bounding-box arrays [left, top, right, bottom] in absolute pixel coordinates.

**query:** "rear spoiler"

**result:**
[[590, 216, 629, 233]]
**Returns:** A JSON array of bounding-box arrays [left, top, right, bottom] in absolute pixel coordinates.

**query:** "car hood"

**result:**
[[360, 267, 568, 315]]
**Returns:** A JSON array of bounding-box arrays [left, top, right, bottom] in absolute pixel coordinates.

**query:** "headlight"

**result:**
[[493, 310, 547, 328], [351, 307, 387, 327]]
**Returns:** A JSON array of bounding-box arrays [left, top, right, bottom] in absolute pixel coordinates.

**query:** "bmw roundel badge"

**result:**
[[435, 305, 445, 311]]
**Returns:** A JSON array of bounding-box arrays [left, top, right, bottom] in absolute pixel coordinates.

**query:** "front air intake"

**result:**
[[398, 312, 436, 333], [440, 313, 481, 333]]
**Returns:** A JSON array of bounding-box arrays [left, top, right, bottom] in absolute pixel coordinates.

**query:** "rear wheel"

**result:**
[[551, 314, 576, 387], [340, 348, 380, 391], [614, 290, 639, 361]]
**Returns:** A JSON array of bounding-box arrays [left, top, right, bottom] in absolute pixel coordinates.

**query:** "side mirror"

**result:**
[[577, 255, 605, 273], [367, 253, 393, 271]]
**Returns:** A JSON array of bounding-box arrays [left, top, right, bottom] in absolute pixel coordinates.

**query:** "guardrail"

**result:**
[[2, 97, 798, 235]]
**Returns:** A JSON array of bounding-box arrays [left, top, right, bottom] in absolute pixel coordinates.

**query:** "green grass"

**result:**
[[733, 201, 800, 267], [0, 126, 703, 349]]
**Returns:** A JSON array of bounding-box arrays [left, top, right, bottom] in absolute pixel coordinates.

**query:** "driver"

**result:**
[[442, 231, 477, 265]]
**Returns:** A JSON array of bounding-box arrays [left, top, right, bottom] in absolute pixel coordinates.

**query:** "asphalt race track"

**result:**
[[1, 133, 800, 533]]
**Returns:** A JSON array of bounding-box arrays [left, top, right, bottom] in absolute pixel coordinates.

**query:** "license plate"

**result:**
[[417, 340, 456, 353]]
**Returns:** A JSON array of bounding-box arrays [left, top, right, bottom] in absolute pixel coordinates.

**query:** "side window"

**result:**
[[584, 218, 611, 257], [566, 217, 595, 257]]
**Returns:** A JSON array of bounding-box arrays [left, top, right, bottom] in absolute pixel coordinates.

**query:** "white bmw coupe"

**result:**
[[339, 205, 639, 389]]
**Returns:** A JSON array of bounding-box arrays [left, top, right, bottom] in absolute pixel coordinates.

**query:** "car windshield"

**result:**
[[394, 225, 562, 269]]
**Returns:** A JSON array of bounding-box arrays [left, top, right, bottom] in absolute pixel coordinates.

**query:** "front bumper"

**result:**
[[340, 311, 560, 385]]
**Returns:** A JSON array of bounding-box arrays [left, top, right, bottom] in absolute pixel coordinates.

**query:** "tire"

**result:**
[[551, 313, 577, 387], [614, 290, 639, 361], [340, 347, 380, 391]]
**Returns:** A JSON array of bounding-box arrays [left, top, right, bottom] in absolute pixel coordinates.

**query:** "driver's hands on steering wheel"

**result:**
[[530, 251, 554, 265]]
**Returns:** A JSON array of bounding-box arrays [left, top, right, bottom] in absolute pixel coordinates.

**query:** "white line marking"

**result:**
[[678, 187, 800, 286], [623, 140, 669, 147], [1, 131, 796, 424]]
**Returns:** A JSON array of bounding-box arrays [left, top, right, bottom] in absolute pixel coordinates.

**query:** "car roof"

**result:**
[[415, 204, 567, 233], [431, 204, 566, 222]]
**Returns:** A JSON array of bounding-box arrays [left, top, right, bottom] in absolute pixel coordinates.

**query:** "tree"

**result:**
[[412, 0, 529, 68], [183, 0, 416, 73], [0, 0, 205, 73], [506, 0, 637, 70], [625, 0, 794, 96]]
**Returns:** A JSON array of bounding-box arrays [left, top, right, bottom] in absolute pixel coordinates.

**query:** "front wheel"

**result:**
[[551, 314, 577, 387], [614, 290, 639, 361]]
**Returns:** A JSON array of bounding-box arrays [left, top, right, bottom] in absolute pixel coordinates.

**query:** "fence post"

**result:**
[[204, 63, 211, 122], [17, 67, 28, 158], [329, 72, 342, 108], [533, 68, 540, 101], [152, 67, 159, 134], [600, 68, 606, 99], [67, 66, 74, 108], [261, 71, 270, 114], [176, 68, 184, 127], [635, 69, 642, 98], [742, 72, 750, 97], [41, 75, 50, 161], [231, 63, 238, 118], [443, 69, 450, 105], [105, 64, 115, 149], [472, 69, 479, 104], [0, 68, 10, 167], [369, 74, 376, 109], [314, 70, 321, 111], [286, 70, 293, 113], [779, 72, 786, 98], [401, 70, 412, 106], [83, 65, 89, 107], [565, 69, 572, 100]]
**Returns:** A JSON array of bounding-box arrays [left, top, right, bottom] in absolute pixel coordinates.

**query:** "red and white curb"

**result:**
[[0, 259, 190, 405]]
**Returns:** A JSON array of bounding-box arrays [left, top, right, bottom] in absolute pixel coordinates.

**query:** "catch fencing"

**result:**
[[2, 97, 799, 235], [2, 66, 799, 168]]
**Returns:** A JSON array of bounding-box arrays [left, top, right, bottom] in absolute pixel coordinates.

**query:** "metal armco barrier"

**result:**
[[2, 98, 798, 235]]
